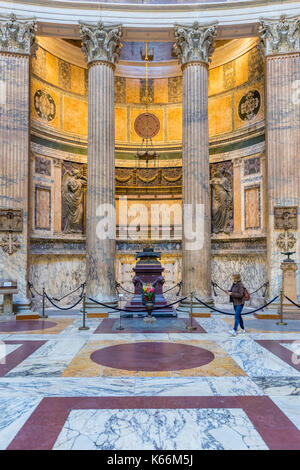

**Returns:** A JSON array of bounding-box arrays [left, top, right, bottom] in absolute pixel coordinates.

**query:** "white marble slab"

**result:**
[[270, 396, 300, 430], [220, 336, 300, 377], [251, 377, 300, 396], [133, 376, 263, 396], [53, 407, 268, 450], [0, 377, 136, 397], [0, 396, 41, 450]]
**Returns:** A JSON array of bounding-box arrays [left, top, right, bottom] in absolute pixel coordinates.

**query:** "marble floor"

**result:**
[[0, 311, 300, 450]]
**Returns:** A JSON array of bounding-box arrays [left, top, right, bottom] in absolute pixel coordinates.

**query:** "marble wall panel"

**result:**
[[167, 107, 182, 142], [29, 255, 86, 309], [212, 255, 267, 306], [62, 96, 88, 136], [208, 95, 232, 136]]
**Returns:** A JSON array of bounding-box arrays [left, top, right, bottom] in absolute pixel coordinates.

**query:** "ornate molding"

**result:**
[[79, 21, 122, 65], [173, 21, 218, 67], [259, 15, 300, 56], [0, 13, 37, 55]]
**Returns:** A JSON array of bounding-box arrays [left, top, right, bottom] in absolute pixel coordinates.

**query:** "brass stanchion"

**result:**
[[40, 287, 48, 318], [277, 288, 287, 326], [186, 292, 197, 331], [79, 291, 89, 330]]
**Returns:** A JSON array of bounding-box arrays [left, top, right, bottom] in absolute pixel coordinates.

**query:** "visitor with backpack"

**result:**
[[226, 273, 249, 336]]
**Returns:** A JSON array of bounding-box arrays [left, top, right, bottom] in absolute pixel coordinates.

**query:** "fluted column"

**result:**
[[0, 14, 36, 315], [174, 22, 217, 311], [79, 21, 122, 312], [259, 15, 300, 299]]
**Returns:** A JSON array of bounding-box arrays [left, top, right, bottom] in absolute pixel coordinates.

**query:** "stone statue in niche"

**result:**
[[210, 164, 233, 234], [62, 165, 87, 233]]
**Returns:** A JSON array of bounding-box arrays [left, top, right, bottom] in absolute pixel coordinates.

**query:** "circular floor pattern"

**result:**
[[90, 342, 215, 371], [0, 320, 57, 332]]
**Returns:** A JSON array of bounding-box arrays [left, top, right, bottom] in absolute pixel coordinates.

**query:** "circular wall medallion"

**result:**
[[90, 342, 215, 371], [134, 112, 160, 139], [238, 90, 261, 121], [34, 89, 56, 121]]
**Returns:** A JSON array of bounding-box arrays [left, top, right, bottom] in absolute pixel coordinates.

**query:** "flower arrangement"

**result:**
[[142, 282, 155, 304]]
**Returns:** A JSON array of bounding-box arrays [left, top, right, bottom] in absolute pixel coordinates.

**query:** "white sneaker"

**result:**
[[241, 328, 246, 334], [228, 329, 237, 336]]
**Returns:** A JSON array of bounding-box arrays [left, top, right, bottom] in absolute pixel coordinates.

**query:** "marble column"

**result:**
[[0, 14, 36, 315], [259, 15, 300, 299], [174, 22, 217, 311], [79, 21, 122, 313]]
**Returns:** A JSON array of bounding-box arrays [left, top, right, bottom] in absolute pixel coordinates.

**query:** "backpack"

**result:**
[[244, 287, 250, 301]]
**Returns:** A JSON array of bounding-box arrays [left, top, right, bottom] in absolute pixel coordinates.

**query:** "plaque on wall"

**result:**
[[274, 206, 298, 230], [0, 209, 23, 232], [34, 89, 56, 122]]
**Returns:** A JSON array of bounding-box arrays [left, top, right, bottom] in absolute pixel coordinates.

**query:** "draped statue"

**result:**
[[210, 167, 232, 234], [62, 167, 87, 233]]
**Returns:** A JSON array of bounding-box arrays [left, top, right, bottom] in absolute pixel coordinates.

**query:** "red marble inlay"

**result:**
[[255, 339, 300, 372], [90, 342, 215, 371], [0, 320, 57, 332], [94, 318, 206, 334], [0, 340, 47, 377], [7, 396, 300, 450]]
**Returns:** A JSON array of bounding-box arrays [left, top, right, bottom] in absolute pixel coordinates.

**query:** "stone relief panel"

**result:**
[[140, 78, 154, 104], [35, 156, 51, 177], [210, 161, 233, 234], [0, 209, 23, 232], [168, 77, 182, 103], [243, 156, 261, 176], [223, 60, 236, 89], [61, 161, 87, 234], [244, 185, 261, 230], [58, 59, 71, 91], [114, 76, 126, 104], [274, 206, 298, 230], [248, 46, 264, 82], [35, 186, 51, 231]]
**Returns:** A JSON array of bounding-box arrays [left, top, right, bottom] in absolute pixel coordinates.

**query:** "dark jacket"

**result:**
[[229, 281, 245, 306]]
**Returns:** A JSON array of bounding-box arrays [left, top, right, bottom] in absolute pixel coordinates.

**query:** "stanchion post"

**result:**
[[186, 292, 197, 331], [116, 293, 125, 330], [79, 291, 89, 330], [277, 288, 287, 326], [40, 287, 48, 319]]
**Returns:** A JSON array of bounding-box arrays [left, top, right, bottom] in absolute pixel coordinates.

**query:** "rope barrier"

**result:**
[[193, 294, 279, 316], [212, 281, 269, 297], [28, 282, 43, 298], [52, 283, 85, 302], [284, 295, 300, 309], [44, 292, 83, 311], [88, 295, 188, 313]]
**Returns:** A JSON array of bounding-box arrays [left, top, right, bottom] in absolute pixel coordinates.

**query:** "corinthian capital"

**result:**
[[79, 21, 122, 65], [259, 15, 300, 56], [174, 21, 218, 67], [0, 13, 36, 55]]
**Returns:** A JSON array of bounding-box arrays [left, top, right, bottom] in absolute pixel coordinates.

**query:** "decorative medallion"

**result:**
[[0, 234, 20, 255], [238, 90, 261, 121], [134, 113, 160, 139], [276, 231, 297, 252], [34, 90, 56, 121]]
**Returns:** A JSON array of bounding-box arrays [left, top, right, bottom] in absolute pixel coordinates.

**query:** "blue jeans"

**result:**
[[233, 304, 244, 331]]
